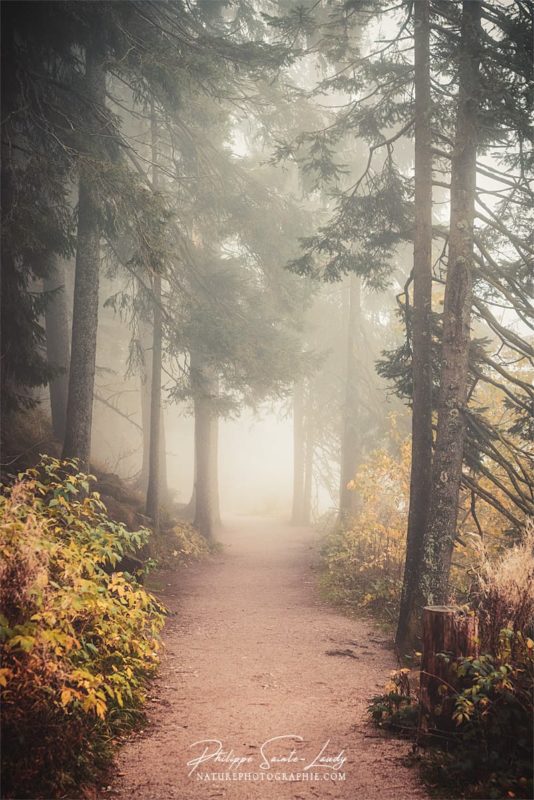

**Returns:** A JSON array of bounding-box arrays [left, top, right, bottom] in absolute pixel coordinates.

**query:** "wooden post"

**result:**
[[419, 605, 478, 736]]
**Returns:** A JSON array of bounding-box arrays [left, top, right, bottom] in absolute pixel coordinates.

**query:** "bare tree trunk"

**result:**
[[303, 404, 314, 525], [291, 379, 306, 524], [192, 355, 218, 540], [139, 320, 167, 502], [62, 41, 105, 470], [184, 448, 197, 519], [339, 274, 361, 523], [209, 390, 221, 525], [139, 355, 151, 491], [145, 108, 163, 529], [418, 0, 482, 606], [159, 407, 168, 503], [44, 259, 71, 441], [189, 365, 220, 532], [396, 0, 434, 653], [193, 392, 213, 539], [145, 273, 162, 528]]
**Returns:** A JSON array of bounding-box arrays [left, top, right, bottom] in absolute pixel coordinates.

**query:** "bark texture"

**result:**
[[44, 259, 71, 441], [419, 606, 478, 735], [62, 42, 106, 469], [418, 0, 482, 605], [396, 0, 434, 653], [339, 274, 361, 523]]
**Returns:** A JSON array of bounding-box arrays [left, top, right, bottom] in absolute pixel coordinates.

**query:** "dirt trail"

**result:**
[[104, 518, 427, 800]]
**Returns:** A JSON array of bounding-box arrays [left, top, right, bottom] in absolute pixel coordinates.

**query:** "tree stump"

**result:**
[[419, 606, 478, 737]]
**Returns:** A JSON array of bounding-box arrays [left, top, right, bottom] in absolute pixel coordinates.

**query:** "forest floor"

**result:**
[[101, 517, 428, 800]]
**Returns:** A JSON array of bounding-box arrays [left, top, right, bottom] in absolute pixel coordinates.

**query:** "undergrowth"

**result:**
[[0, 456, 166, 799], [319, 440, 410, 623], [151, 520, 212, 568], [367, 523, 534, 800]]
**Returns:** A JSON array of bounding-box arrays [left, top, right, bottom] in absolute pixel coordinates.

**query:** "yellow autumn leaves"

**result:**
[[0, 457, 165, 793]]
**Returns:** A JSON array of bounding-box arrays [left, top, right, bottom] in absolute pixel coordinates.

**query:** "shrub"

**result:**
[[366, 515, 534, 799], [151, 520, 212, 568], [368, 635, 533, 799], [320, 439, 410, 621], [0, 456, 165, 798], [368, 667, 419, 733], [423, 632, 534, 799]]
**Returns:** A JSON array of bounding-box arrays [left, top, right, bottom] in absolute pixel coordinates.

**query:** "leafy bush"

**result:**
[[368, 667, 419, 733], [367, 631, 533, 799], [0, 456, 165, 798], [320, 406, 530, 625], [422, 632, 534, 799], [320, 438, 410, 621]]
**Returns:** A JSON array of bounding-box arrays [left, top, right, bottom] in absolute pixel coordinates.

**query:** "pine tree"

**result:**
[[276, 0, 533, 627], [62, 38, 107, 469], [145, 108, 164, 529], [396, 0, 434, 652], [1, 3, 76, 413], [417, 0, 483, 605]]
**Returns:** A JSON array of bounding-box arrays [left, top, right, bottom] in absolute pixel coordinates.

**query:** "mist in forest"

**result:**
[[64, 270, 402, 520], [2, 0, 531, 560], [1, 2, 532, 797]]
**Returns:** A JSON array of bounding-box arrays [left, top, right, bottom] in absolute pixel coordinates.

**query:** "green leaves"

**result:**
[[0, 457, 165, 796]]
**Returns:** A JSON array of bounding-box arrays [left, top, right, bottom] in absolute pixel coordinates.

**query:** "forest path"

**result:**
[[103, 518, 427, 800]]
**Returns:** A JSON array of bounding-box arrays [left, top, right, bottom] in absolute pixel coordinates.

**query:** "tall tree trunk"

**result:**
[[187, 411, 219, 523], [417, 0, 481, 606], [145, 273, 162, 528], [209, 388, 221, 525], [189, 379, 220, 527], [184, 447, 197, 519], [291, 379, 306, 524], [139, 320, 168, 501], [62, 42, 105, 469], [192, 356, 218, 540], [193, 392, 213, 539], [302, 402, 314, 525], [44, 258, 71, 441], [139, 356, 151, 491], [145, 108, 163, 529], [395, 0, 434, 653], [339, 274, 361, 523], [159, 407, 168, 503]]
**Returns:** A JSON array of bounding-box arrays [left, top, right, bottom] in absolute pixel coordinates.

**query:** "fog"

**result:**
[[174, 410, 294, 516], [5, 0, 529, 548], [2, 4, 532, 796]]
